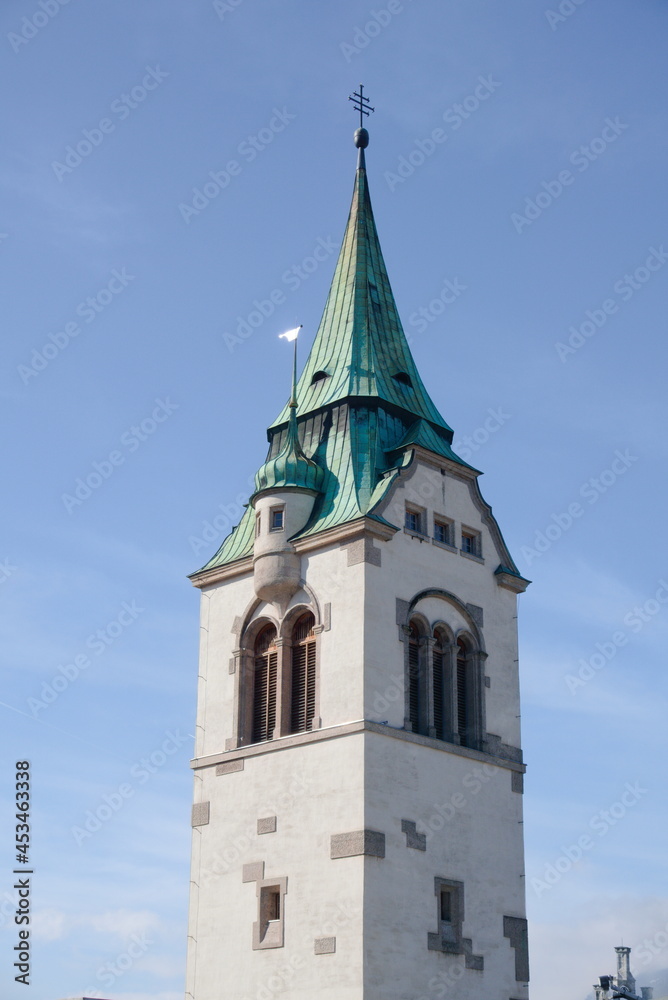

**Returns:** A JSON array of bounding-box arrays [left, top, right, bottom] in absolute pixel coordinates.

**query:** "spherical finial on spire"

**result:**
[[354, 127, 369, 149]]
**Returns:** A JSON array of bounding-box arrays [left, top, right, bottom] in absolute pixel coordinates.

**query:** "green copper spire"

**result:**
[[197, 106, 471, 574], [270, 121, 452, 437]]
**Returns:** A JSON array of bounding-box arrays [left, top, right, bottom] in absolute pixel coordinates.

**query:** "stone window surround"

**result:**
[[252, 876, 288, 951], [269, 505, 285, 531], [401, 615, 486, 750], [230, 606, 323, 750], [404, 502, 427, 538], [427, 878, 484, 969]]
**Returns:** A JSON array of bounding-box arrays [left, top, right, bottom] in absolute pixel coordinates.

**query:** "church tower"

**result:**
[[185, 97, 530, 1000]]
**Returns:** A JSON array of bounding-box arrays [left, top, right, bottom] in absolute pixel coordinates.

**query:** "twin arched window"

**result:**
[[407, 620, 480, 750], [247, 612, 317, 745]]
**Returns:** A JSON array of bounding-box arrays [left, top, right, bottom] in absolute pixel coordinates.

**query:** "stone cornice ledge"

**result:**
[[191, 720, 526, 773]]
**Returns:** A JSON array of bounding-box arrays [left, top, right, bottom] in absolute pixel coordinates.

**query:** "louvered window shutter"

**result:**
[[433, 641, 444, 739], [408, 627, 420, 731], [291, 613, 316, 733], [252, 627, 278, 743], [456, 641, 468, 747]]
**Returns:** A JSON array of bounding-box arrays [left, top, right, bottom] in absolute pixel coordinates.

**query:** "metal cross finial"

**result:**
[[349, 84, 374, 128]]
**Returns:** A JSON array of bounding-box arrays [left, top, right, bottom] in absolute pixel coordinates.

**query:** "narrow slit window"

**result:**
[[440, 889, 453, 924], [267, 888, 281, 921]]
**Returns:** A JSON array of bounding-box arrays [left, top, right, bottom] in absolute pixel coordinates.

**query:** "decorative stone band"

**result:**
[[503, 915, 530, 982], [314, 937, 336, 955], [191, 801, 210, 827], [401, 819, 427, 851], [193, 720, 526, 777], [330, 829, 385, 859]]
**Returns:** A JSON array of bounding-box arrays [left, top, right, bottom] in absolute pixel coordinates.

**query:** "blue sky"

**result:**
[[1, 1, 667, 998]]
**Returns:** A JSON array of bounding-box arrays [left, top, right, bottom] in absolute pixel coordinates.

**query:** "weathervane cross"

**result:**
[[349, 84, 375, 128]]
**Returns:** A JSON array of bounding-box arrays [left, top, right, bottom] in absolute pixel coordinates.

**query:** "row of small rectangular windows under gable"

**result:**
[[405, 504, 481, 557]]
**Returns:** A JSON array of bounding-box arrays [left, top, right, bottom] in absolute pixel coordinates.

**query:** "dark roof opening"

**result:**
[[311, 370, 329, 385], [392, 371, 413, 388]]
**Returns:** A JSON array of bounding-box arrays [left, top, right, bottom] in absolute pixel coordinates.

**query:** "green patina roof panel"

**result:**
[[270, 160, 452, 434]]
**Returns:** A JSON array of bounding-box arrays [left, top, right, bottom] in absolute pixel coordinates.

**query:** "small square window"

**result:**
[[461, 529, 481, 558], [405, 506, 423, 534], [270, 508, 284, 531], [434, 519, 453, 546]]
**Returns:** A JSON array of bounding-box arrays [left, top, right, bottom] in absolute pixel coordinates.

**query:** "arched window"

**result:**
[[290, 612, 316, 733], [456, 638, 469, 747], [252, 625, 278, 743], [408, 621, 421, 733], [432, 629, 447, 741]]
